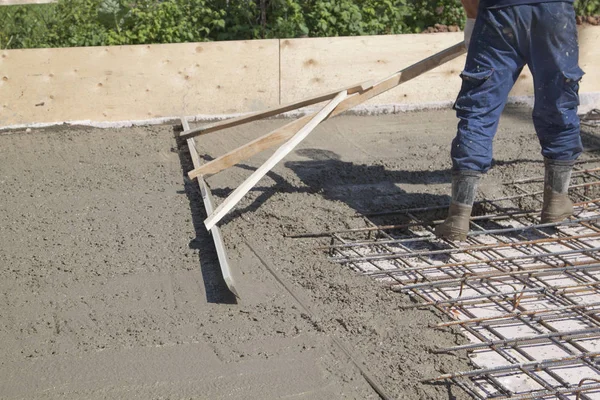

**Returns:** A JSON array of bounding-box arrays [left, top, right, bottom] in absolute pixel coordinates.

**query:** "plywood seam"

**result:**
[[0, 28, 598, 126], [278, 39, 282, 106]]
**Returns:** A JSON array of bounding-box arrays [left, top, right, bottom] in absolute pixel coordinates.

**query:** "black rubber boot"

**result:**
[[541, 158, 574, 223], [435, 170, 481, 241]]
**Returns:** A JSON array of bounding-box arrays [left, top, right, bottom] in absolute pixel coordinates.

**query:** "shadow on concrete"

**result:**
[[500, 104, 600, 154], [284, 148, 452, 217], [205, 160, 304, 228], [189, 110, 596, 252], [199, 145, 542, 236], [500, 103, 534, 125], [200, 147, 454, 223], [581, 126, 600, 152], [173, 126, 237, 305]]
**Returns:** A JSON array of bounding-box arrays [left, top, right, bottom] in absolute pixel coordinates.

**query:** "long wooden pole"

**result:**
[[182, 118, 239, 297], [179, 80, 373, 140], [188, 42, 466, 180], [204, 90, 348, 230]]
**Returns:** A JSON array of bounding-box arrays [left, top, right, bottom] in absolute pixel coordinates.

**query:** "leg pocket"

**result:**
[[453, 69, 494, 112], [559, 66, 585, 109]]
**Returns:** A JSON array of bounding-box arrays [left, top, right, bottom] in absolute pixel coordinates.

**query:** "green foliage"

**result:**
[[45, 0, 108, 47], [302, 0, 409, 36], [110, 0, 226, 44], [575, 0, 600, 16], [406, 0, 465, 32], [306, 1, 364, 36], [0, 0, 597, 49], [360, 0, 410, 34], [264, 0, 308, 39], [212, 0, 260, 40], [0, 4, 58, 48]]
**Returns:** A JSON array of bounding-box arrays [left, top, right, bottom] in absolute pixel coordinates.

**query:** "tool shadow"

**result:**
[[173, 126, 237, 305]]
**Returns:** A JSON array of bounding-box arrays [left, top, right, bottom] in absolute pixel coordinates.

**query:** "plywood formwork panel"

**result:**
[[280, 33, 469, 108], [279, 26, 600, 108], [511, 25, 600, 104], [1, 27, 598, 128], [0, 40, 280, 126], [578, 25, 600, 92]]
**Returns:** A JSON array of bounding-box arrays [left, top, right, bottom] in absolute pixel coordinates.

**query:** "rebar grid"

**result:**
[[314, 162, 600, 399]]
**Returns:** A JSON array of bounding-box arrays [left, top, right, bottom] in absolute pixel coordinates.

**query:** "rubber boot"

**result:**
[[435, 171, 481, 241], [541, 158, 574, 223]]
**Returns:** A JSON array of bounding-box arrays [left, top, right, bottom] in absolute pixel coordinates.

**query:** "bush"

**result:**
[[406, 0, 464, 32], [0, 0, 597, 49], [46, 0, 108, 47], [575, 0, 600, 15], [303, 0, 409, 36], [0, 3, 58, 48], [109, 0, 226, 44]]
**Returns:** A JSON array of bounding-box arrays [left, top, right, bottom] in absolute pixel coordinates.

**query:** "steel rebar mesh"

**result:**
[[312, 160, 600, 399]]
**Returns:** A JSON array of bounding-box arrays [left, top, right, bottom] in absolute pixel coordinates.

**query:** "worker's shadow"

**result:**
[[209, 147, 455, 236], [581, 126, 600, 151], [210, 145, 556, 257], [285, 148, 452, 216]]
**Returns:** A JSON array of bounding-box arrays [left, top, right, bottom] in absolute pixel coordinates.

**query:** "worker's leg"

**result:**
[[542, 158, 575, 222], [435, 170, 481, 241], [436, 6, 526, 241], [528, 2, 583, 222], [451, 6, 528, 172]]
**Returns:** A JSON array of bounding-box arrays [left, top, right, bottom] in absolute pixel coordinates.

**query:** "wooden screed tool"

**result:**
[[181, 42, 467, 230]]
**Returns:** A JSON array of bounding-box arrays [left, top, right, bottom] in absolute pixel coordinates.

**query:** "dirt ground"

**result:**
[[1, 107, 599, 399]]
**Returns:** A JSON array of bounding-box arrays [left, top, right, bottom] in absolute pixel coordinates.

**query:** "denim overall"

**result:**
[[451, 2, 584, 172]]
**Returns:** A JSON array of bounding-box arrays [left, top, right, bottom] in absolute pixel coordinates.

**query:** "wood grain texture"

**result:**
[[1, 27, 598, 128], [188, 117, 305, 179], [280, 33, 469, 107], [187, 42, 467, 179], [574, 25, 600, 93], [179, 80, 371, 139], [278, 26, 600, 107], [203, 90, 348, 230], [0, 40, 279, 126]]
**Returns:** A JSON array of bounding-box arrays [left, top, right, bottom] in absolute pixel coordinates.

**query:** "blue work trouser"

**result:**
[[451, 2, 584, 172]]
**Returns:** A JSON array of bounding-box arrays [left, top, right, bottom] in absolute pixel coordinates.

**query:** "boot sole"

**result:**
[[541, 212, 572, 224], [434, 226, 468, 242]]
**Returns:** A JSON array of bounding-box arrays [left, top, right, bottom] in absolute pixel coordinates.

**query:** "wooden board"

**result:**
[[182, 118, 239, 297], [203, 90, 348, 230], [188, 42, 467, 180], [0, 40, 279, 126], [578, 25, 600, 94], [280, 33, 469, 107], [179, 80, 370, 140], [1, 27, 598, 128], [279, 26, 600, 107]]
